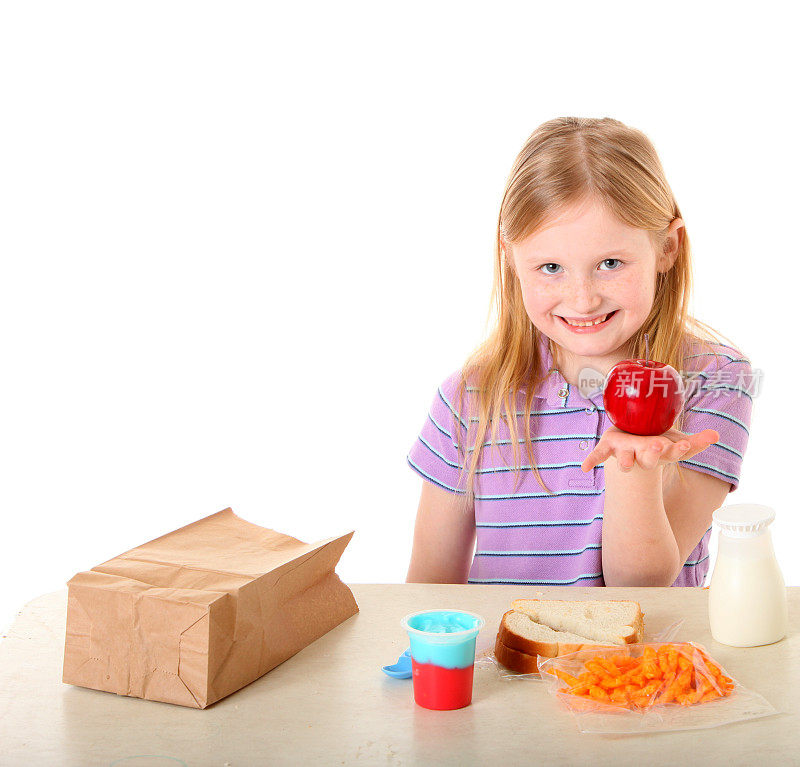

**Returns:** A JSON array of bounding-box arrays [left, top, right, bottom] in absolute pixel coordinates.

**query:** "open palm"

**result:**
[[581, 426, 720, 473]]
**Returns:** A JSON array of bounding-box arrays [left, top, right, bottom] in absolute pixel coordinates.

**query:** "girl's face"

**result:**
[[509, 197, 681, 380]]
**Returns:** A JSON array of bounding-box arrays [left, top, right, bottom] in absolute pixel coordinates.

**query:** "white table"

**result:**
[[1, 585, 798, 766]]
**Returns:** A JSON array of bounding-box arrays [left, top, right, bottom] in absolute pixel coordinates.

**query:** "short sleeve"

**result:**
[[679, 349, 756, 492], [406, 372, 470, 494]]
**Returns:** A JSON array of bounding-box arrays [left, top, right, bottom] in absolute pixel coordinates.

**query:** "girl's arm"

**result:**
[[601, 459, 680, 586], [406, 480, 476, 584], [582, 426, 721, 586]]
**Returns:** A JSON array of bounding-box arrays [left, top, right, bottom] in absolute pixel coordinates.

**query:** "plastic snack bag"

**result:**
[[537, 641, 779, 734], [475, 617, 684, 681]]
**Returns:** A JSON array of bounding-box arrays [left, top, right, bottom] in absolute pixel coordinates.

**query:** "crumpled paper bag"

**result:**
[[62, 507, 358, 708]]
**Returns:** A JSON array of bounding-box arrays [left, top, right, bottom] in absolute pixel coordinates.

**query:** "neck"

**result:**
[[551, 342, 633, 388]]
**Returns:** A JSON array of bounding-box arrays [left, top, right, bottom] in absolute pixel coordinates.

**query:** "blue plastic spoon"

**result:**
[[382, 648, 412, 679]]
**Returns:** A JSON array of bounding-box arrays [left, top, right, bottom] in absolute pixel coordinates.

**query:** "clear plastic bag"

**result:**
[[474, 619, 780, 733], [475, 618, 684, 680], [538, 640, 779, 733]]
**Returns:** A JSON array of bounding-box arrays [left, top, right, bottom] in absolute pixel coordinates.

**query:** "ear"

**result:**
[[658, 217, 684, 273]]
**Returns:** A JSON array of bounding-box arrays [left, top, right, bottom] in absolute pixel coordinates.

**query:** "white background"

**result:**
[[1, 1, 796, 635]]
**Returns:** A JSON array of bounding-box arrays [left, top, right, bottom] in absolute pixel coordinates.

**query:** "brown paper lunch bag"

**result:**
[[62, 507, 358, 708]]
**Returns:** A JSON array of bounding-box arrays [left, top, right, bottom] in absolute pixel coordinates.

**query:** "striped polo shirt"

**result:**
[[407, 332, 754, 587]]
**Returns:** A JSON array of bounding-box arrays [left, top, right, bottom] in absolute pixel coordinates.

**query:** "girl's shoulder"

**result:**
[[438, 367, 481, 411], [679, 337, 756, 406], [680, 337, 751, 375], [428, 368, 476, 420]]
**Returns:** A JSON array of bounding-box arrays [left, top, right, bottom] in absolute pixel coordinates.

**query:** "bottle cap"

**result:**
[[713, 503, 776, 538]]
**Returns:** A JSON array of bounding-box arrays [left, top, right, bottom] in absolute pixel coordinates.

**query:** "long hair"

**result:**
[[449, 117, 744, 510]]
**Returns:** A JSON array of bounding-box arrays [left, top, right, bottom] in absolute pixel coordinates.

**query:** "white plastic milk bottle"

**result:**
[[708, 504, 788, 647]]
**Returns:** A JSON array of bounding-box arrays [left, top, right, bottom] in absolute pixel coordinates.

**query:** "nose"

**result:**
[[563, 275, 603, 315]]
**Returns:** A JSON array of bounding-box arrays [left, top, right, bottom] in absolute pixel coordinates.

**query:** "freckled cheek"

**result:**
[[614, 274, 654, 311], [520, 282, 560, 316], [520, 279, 559, 302]]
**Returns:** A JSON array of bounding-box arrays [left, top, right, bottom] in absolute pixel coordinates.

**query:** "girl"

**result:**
[[406, 116, 754, 588]]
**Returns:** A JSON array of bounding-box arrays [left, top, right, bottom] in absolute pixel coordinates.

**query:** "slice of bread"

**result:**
[[511, 599, 644, 645], [494, 636, 541, 675], [499, 610, 607, 654], [494, 599, 644, 674]]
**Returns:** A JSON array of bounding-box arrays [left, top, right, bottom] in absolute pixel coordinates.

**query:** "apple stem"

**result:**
[[644, 333, 650, 365]]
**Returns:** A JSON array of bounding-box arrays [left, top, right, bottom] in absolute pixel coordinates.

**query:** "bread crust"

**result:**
[[493, 636, 541, 674]]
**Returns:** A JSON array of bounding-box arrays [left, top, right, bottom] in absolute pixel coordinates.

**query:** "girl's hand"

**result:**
[[580, 426, 720, 473]]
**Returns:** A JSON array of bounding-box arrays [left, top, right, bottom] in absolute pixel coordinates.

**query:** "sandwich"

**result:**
[[494, 599, 645, 674]]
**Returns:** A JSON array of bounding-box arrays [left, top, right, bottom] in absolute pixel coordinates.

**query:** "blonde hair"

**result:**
[[448, 116, 744, 510]]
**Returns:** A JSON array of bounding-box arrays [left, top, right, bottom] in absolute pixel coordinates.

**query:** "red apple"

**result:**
[[602, 359, 685, 436]]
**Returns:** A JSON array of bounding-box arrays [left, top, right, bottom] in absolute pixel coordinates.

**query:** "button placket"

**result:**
[[569, 392, 598, 488], [592, 399, 603, 486], [570, 437, 594, 486]]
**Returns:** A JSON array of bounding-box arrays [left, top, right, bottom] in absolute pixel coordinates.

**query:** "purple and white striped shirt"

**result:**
[[407, 333, 754, 587]]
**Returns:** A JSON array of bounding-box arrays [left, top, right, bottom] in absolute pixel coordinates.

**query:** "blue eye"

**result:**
[[538, 263, 563, 275], [600, 258, 623, 270]]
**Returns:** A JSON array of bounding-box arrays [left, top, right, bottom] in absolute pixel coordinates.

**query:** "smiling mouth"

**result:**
[[557, 310, 619, 328]]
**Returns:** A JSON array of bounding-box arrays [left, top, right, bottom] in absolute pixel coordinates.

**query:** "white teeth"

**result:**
[[563, 313, 610, 327]]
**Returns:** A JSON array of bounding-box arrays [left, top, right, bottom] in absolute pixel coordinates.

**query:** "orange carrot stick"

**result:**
[[553, 668, 580, 688], [588, 685, 611, 702]]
